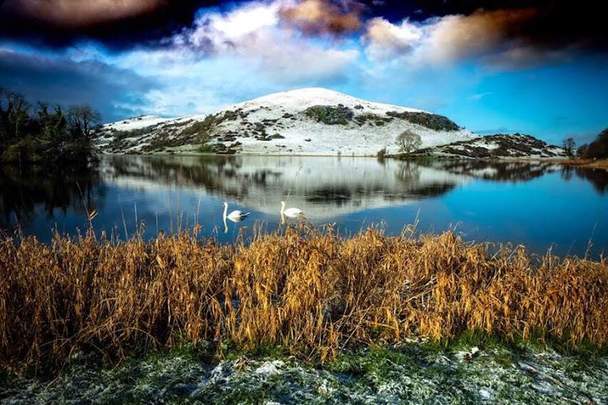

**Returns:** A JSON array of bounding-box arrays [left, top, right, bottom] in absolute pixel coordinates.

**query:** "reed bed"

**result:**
[[0, 226, 607, 372]]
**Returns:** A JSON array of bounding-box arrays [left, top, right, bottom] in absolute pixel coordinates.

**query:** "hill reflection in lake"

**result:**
[[100, 155, 465, 217], [1, 155, 606, 257]]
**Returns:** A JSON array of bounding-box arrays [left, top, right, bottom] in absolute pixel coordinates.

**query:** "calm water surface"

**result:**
[[1, 155, 607, 257]]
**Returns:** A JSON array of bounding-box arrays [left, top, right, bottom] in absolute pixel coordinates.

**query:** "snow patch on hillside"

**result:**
[[234, 87, 424, 115], [103, 115, 173, 132]]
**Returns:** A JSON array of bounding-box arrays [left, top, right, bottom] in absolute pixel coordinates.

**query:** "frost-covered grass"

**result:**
[[2, 339, 607, 404]]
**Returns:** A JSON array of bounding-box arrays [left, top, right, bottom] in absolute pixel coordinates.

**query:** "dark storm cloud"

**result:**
[[371, 0, 608, 52], [0, 0, 234, 49], [279, 0, 364, 36], [2, 0, 166, 27], [0, 0, 606, 55], [276, 0, 607, 55], [0, 49, 157, 121]]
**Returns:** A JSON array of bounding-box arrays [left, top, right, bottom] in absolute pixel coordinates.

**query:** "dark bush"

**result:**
[[182, 115, 219, 137], [304, 105, 354, 125], [387, 111, 460, 131], [354, 113, 392, 126], [0, 88, 98, 167], [580, 129, 608, 159]]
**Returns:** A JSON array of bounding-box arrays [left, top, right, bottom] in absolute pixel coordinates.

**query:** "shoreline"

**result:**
[[548, 158, 608, 170], [97, 150, 608, 171], [99, 150, 572, 161]]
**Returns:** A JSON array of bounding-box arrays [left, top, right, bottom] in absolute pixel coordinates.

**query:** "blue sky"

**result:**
[[1, 0, 607, 144]]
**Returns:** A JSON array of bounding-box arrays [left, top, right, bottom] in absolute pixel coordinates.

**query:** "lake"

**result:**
[[1, 155, 607, 257]]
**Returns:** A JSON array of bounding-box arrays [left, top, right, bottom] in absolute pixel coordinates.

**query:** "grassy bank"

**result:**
[[1, 226, 607, 373], [557, 158, 608, 170]]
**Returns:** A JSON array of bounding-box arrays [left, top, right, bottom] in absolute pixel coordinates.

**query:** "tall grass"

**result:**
[[1, 226, 607, 372]]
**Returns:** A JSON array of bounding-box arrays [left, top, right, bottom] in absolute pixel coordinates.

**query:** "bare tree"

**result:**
[[562, 137, 576, 157], [397, 130, 422, 154], [67, 105, 101, 138], [0, 89, 30, 140]]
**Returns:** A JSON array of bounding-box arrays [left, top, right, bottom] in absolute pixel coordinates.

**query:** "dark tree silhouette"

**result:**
[[562, 137, 576, 157], [581, 129, 608, 159], [0, 88, 100, 166]]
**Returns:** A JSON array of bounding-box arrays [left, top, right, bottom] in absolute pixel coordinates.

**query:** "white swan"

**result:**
[[223, 202, 250, 223], [280, 201, 304, 221]]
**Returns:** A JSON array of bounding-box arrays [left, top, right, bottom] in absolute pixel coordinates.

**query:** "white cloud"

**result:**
[[55, 2, 549, 120], [364, 17, 422, 61], [184, 1, 282, 51], [172, 1, 358, 83], [99, 0, 359, 115], [278, 0, 362, 35], [363, 9, 545, 69]]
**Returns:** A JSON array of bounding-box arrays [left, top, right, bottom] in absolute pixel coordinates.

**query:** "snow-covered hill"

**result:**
[[416, 134, 566, 159], [96, 88, 472, 156]]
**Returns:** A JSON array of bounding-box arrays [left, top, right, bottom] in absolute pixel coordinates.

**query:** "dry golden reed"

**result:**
[[0, 226, 607, 371]]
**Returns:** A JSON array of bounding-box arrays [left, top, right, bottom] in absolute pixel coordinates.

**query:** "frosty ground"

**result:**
[[2, 339, 607, 404]]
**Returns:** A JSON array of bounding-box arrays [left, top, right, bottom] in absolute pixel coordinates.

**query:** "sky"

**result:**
[[1, 0, 607, 144]]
